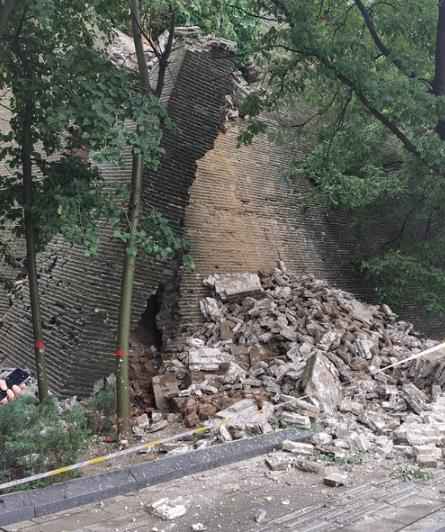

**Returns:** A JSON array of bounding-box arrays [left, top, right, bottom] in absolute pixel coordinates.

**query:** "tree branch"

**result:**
[[273, 44, 422, 161], [227, 3, 280, 22], [130, 0, 151, 95], [381, 204, 418, 249], [155, 7, 175, 98], [282, 90, 340, 128], [353, 0, 415, 78], [325, 90, 353, 161]]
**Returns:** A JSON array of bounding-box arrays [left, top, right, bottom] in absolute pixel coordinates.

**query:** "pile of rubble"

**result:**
[[152, 264, 445, 467]]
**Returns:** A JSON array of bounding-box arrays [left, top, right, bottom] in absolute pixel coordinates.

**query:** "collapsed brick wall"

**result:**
[[1, 37, 442, 398], [0, 43, 234, 396]]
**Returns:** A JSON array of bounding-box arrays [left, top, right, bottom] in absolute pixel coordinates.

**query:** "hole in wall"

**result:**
[[134, 285, 164, 351], [129, 285, 165, 413]]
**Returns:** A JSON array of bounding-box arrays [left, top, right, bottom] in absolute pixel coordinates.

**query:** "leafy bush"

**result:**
[[0, 396, 91, 484], [86, 386, 116, 435], [391, 464, 433, 482], [362, 247, 445, 315]]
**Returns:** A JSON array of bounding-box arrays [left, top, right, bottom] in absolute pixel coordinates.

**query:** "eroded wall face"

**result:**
[[174, 123, 376, 344], [174, 120, 445, 342]]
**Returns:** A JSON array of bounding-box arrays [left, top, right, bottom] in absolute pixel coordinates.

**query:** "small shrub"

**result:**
[[320, 451, 365, 466], [391, 464, 433, 482], [0, 396, 91, 485], [86, 386, 116, 434]]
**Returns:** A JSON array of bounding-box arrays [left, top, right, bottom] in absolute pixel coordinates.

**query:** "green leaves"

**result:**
[[34, 157, 108, 254], [363, 246, 445, 316], [143, 0, 260, 55], [0, 396, 90, 484], [109, 189, 191, 264], [0, 0, 171, 260], [222, 0, 445, 316]]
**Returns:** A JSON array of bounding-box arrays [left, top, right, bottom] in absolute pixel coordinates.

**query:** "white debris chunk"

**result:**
[[191, 524, 207, 531], [255, 509, 267, 523], [148, 498, 188, 520], [281, 440, 314, 456]]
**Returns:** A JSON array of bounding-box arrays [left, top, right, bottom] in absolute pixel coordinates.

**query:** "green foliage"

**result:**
[[320, 450, 365, 466], [0, 0, 167, 256], [107, 181, 192, 263], [141, 0, 260, 55], [0, 156, 110, 254], [231, 0, 445, 315], [363, 245, 445, 315], [0, 396, 90, 485], [92, 387, 116, 417], [299, 105, 408, 209], [391, 464, 433, 482], [86, 386, 116, 435]]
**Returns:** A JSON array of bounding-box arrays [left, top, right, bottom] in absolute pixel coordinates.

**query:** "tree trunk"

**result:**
[[115, 152, 143, 438], [434, 0, 445, 139], [22, 100, 49, 402], [115, 0, 152, 439]]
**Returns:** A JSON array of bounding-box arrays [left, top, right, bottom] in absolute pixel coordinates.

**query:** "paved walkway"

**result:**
[[3, 456, 445, 532]]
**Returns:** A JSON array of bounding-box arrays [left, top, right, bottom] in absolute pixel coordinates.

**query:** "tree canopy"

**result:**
[[236, 0, 445, 315]]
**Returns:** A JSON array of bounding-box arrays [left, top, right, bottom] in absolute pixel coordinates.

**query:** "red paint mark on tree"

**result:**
[[35, 339, 45, 350], [114, 348, 127, 359]]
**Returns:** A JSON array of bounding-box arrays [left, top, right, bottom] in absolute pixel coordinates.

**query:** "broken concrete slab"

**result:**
[[148, 419, 169, 433], [349, 432, 370, 452], [204, 272, 263, 301], [199, 297, 222, 321], [188, 346, 230, 372], [281, 440, 314, 456], [280, 397, 320, 418], [152, 374, 180, 413], [312, 432, 333, 447], [134, 413, 150, 428], [323, 469, 348, 487], [414, 445, 442, 468], [265, 452, 295, 471], [216, 399, 274, 427], [223, 362, 246, 384], [405, 425, 441, 447], [302, 353, 342, 415], [255, 509, 267, 523], [402, 383, 430, 415], [339, 399, 364, 416], [279, 411, 311, 430], [148, 497, 188, 520], [294, 459, 325, 474]]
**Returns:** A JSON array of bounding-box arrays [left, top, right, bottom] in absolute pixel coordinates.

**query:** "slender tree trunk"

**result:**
[[434, 0, 445, 139], [22, 100, 49, 402], [115, 0, 152, 439], [115, 153, 143, 438]]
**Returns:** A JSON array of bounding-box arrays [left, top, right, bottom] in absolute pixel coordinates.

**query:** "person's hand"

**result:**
[[0, 380, 26, 405]]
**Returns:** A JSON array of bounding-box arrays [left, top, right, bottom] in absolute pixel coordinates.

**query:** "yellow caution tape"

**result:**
[[0, 421, 218, 492], [0, 399, 298, 493]]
